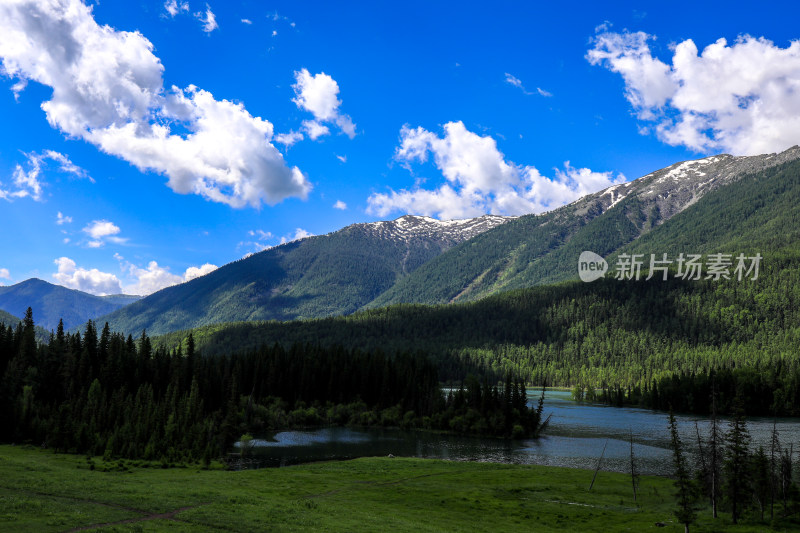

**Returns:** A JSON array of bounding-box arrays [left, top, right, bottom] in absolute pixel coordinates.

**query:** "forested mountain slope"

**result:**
[[99, 147, 800, 337], [157, 249, 800, 408], [0, 309, 20, 328], [0, 279, 137, 331], [98, 215, 509, 336], [367, 146, 800, 307], [155, 155, 800, 413]]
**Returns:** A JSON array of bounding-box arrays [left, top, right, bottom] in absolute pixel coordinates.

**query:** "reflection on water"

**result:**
[[240, 390, 800, 475]]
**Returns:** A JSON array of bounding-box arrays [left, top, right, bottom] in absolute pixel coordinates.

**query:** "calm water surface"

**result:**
[[242, 390, 800, 476]]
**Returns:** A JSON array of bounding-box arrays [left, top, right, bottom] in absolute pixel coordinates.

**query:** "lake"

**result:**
[[240, 390, 800, 475]]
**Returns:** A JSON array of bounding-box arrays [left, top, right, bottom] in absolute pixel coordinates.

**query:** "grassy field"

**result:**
[[0, 445, 796, 532]]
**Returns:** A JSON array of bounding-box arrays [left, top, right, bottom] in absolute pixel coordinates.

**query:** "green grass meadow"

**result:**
[[0, 445, 796, 532]]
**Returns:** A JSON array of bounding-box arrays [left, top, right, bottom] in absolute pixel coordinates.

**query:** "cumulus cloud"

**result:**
[[0, 0, 310, 208], [1, 150, 88, 202], [115, 255, 219, 295], [163, 0, 189, 17], [56, 211, 72, 225], [302, 120, 330, 140], [82, 219, 126, 248], [367, 121, 625, 220], [83, 220, 120, 240], [195, 4, 218, 33], [0, 268, 10, 280], [123, 261, 182, 295], [184, 262, 217, 281], [53, 257, 122, 295], [292, 68, 356, 139], [336, 154, 347, 163], [240, 18, 252, 25], [333, 200, 347, 210], [587, 31, 800, 155]]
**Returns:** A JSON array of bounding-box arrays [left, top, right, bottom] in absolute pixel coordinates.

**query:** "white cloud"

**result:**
[[82, 219, 126, 247], [53, 257, 122, 295], [292, 68, 356, 139], [118, 257, 219, 295], [42, 150, 90, 180], [240, 227, 314, 251], [249, 229, 273, 240], [241, 18, 252, 25], [163, 0, 189, 17], [0, 0, 310, 208], [588, 31, 800, 155], [184, 263, 218, 281], [336, 154, 347, 163], [239, 228, 274, 252], [504, 73, 531, 95], [302, 120, 330, 140], [9, 160, 43, 201], [56, 212, 72, 225], [83, 220, 120, 239], [274, 131, 304, 148], [0, 268, 10, 280], [272, 30, 277, 37], [333, 200, 347, 210], [124, 261, 182, 295], [195, 4, 218, 33], [504, 73, 552, 97], [1, 150, 88, 202], [367, 121, 625, 220], [280, 228, 314, 244]]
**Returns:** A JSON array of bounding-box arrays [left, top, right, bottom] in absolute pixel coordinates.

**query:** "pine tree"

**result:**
[[724, 407, 751, 525], [669, 410, 697, 533]]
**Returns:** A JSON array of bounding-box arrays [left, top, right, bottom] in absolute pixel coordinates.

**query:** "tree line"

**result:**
[[0, 309, 545, 463], [596, 367, 800, 417], [153, 250, 800, 418]]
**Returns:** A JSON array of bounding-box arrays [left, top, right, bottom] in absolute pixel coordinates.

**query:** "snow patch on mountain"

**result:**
[[356, 214, 513, 244]]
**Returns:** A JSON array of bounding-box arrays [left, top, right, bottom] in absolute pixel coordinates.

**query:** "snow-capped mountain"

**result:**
[[356, 214, 512, 242], [370, 146, 800, 307], [576, 146, 800, 220]]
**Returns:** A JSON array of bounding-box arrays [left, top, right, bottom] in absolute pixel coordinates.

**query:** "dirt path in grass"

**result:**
[[64, 503, 211, 532]]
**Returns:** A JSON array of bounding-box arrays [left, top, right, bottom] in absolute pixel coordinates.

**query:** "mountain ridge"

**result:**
[[55, 146, 800, 336], [0, 278, 140, 332], [368, 146, 800, 307], [96, 213, 512, 335]]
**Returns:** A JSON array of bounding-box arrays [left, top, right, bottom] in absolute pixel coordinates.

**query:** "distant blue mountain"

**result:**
[[0, 278, 140, 331]]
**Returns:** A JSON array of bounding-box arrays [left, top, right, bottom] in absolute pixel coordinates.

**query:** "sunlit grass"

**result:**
[[0, 445, 796, 532]]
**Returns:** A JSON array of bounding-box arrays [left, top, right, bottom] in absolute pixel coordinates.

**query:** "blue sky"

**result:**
[[1, 0, 800, 295]]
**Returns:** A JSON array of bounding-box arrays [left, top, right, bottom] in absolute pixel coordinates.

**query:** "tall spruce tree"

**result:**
[[669, 410, 697, 533], [724, 407, 751, 525]]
